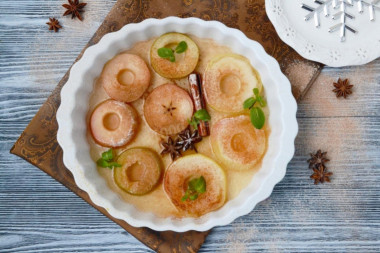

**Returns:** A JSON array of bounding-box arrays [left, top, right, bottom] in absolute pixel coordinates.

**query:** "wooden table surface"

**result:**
[[1, 0, 379, 252]]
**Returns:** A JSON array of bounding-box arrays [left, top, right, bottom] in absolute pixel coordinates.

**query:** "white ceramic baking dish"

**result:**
[[56, 17, 298, 232]]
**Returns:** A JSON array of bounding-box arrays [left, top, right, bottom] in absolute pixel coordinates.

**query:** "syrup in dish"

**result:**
[[87, 33, 269, 218]]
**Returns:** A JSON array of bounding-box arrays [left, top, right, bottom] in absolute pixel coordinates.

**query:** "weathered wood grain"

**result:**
[[298, 63, 380, 118], [1, 116, 379, 252], [1, 0, 379, 252]]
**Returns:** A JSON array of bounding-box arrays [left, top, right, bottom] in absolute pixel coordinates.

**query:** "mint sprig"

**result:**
[[243, 88, 267, 129], [157, 41, 188, 62], [181, 176, 206, 201], [175, 41, 187, 53], [188, 109, 211, 129], [96, 149, 121, 169], [157, 48, 175, 62]]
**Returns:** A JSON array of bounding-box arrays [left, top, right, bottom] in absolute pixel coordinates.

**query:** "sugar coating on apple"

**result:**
[[90, 100, 138, 147], [164, 154, 226, 216], [144, 83, 193, 136], [210, 115, 266, 170], [203, 54, 262, 113], [150, 33, 199, 79], [99, 54, 151, 102], [114, 148, 162, 195]]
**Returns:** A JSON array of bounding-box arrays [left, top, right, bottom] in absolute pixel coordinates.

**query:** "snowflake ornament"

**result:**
[[301, 0, 380, 41]]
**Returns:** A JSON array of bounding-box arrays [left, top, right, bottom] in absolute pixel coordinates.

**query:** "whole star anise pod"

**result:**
[[178, 127, 202, 152], [310, 164, 333, 184], [46, 18, 62, 32], [62, 0, 87, 21], [307, 149, 330, 169], [332, 78, 353, 98], [160, 137, 182, 161]]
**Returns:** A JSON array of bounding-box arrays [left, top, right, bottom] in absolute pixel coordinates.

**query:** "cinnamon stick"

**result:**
[[188, 73, 210, 137]]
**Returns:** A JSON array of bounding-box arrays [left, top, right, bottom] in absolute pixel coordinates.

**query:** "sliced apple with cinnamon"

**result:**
[[90, 99, 138, 148], [144, 83, 193, 136], [203, 54, 262, 113], [150, 33, 199, 79], [114, 148, 162, 195], [99, 53, 151, 103], [210, 115, 266, 170], [164, 154, 226, 216]]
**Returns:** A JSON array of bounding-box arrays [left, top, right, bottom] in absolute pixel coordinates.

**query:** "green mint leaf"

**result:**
[[194, 109, 211, 121], [250, 107, 265, 129], [188, 118, 198, 129], [108, 162, 122, 168], [158, 47, 175, 62], [189, 194, 198, 200], [158, 47, 173, 57], [97, 149, 121, 169], [175, 41, 188, 53], [192, 119, 199, 128], [188, 178, 198, 191], [243, 97, 256, 109], [257, 97, 267, 107], [102, 149, 114, 161], [97, 158, 109, 168], [181, 193, 189, 202], [97, 159, 121, 169], [195, 176, 206, 193], [188, 176, 206, 193], [183, 176, 206, 201], [253, 88, 260, 97]]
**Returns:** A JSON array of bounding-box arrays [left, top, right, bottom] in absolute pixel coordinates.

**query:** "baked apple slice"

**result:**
[[114, 148, 162, 195], [144, 83, 193, 136], [164, 154, 226, 216], [150, 33, 199, 78], [203, 54, 262, 113], [210, 115, 266, 170], [90, 99, 138, 147], [99, 54, 151, 102]]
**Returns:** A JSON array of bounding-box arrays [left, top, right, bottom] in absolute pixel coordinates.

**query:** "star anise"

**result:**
[[332, 78, 353, 98], [46, 18, 62, 32], [310, 164, 333, 184], [62, 0, 87, 21], [178, 127, 202, 152], [160, 137, 182, 161], [307, 149, 330, 169]]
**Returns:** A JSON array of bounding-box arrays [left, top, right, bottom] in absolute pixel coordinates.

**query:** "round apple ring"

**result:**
[[150, 33, 199, 79], [99, 54, 151, 103], [210, 115, 266, 170], [90, 99, 138, 147], [144, 83, 193, 136], [164, 154, 226, 216], [203, 54, 262, 113]]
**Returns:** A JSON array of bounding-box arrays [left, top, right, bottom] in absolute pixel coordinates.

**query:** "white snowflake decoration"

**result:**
[[301, 0, 380, 41]]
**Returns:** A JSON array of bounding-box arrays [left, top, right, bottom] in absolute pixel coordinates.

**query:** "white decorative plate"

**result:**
[[56, 17, 298, 232], [266, 0, 380, 67]]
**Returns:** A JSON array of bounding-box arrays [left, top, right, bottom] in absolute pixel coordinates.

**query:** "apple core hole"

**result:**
[[117, 69, 135, 86], [127, 162, 145, 182], [103, 113, 120, 131], [220, 74, 241, 96], [231, 133, 248, 152]]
